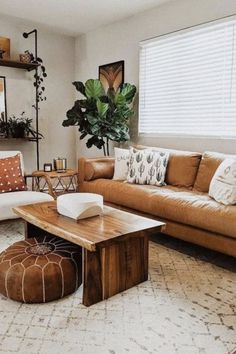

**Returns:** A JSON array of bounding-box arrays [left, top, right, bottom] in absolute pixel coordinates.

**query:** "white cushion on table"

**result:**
[[0, 191, 54, 221], [57, 193, 103, 220]]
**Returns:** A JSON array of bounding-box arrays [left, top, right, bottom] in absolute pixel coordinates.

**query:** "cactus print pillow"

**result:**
[[127, 148, 169, 186], [209, 158, 236, 205]]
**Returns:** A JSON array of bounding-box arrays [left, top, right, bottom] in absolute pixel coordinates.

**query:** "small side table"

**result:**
[[32, 169, 78, 199]]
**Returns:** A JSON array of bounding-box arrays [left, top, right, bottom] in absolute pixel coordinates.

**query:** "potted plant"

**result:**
[[62, 79, 136, 156], [0, 116, 7, 137], [2, 112, 43, 139]]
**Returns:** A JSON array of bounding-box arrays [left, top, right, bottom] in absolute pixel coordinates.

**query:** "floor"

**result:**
[[0, 221, 235, 354]]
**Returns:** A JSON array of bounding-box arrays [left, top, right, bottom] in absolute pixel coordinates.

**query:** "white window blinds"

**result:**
[[139, 17, 236, 138]]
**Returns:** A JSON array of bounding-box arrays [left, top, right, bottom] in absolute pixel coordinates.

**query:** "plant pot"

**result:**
[[11, 126, 26, 138]]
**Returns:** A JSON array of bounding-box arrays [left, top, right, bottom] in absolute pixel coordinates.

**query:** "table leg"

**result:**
[[24, 222, 51, 239], [82, 233, 148, 306]]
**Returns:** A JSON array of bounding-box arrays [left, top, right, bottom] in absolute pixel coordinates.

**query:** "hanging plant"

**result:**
[[25, 51, 47, 103]]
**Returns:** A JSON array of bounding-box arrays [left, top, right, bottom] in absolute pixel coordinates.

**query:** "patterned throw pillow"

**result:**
[[127, 148, 169, 186], [209, 158, 236, 205], [0, 154, 27, 193], [113, 147, 130, 180]]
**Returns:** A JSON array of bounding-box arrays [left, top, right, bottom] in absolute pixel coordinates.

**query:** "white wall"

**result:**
[[0, 17, 76, 172], [75, 0, 236, 158]]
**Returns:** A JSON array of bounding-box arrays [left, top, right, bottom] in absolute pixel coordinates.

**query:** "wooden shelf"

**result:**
[[0, 59, 39, 71], [0, 137, 41, 142]]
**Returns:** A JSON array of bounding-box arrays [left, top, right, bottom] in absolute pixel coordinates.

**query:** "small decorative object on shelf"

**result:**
[[43, 163, 52, 172], [19, 50, 31, 63], [57, 193, 103, 220], [0, 49, 6, 60], [0, 37, 10, 59], [54, 157, 67, 172]]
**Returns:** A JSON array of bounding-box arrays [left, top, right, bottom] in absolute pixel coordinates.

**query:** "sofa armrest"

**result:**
[[78, 157, 115, 183]]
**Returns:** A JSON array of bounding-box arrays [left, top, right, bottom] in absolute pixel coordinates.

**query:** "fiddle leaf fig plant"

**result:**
[[62, 79, 136, 156]]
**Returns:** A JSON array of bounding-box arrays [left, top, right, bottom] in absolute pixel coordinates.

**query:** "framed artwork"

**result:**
[[99, 60, 124, 93], [0, 76, 7, 123]]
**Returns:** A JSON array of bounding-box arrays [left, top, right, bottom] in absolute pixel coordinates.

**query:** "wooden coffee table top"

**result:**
[[14, 201, 165, 251]]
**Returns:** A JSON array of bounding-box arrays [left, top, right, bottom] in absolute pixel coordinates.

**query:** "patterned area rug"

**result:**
[[0, 221, 235, 354]]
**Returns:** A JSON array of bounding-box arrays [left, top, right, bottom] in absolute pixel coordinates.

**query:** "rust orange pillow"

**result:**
[[0, 154, 27, 193]]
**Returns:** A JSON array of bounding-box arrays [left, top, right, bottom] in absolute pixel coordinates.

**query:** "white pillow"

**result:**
[[127, 147, 169, 186], [113, 147, 130, 180], [209, 158, 236, 205]]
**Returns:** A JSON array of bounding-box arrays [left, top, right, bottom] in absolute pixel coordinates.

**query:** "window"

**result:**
[[139, 17, 236, 138]]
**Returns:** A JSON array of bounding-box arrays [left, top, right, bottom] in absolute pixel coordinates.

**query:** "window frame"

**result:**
[[138, 15, 236, 140]]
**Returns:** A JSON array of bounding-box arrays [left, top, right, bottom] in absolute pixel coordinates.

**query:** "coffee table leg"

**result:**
[[24, 222, 51, 239], [82, 233, 148, 306]]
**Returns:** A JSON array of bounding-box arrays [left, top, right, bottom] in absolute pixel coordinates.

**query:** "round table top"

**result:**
[[32, 169, 77, 178]]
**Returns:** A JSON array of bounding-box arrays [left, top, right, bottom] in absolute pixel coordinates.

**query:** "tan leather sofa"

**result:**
[[78, 147, 236, 257]]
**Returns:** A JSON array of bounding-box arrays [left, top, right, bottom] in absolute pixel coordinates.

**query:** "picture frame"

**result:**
[[0, 76, 7, 123], [99, 60, 124, 93]]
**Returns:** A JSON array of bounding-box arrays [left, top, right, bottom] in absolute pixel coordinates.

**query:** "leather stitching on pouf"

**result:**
[[0, 235, 82, 303]]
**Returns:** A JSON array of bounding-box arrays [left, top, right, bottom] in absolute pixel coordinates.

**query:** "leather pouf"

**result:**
[[0, 235, 82, 303]]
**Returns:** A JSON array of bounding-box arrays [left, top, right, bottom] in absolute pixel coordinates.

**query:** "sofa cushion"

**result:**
[[194, 151, 236, 193], [136, 145, 202, 188], [113, 147, 129, 180], [209, 159, 236, 205], [127, 148, 169, 186], [0, 191, 54, 221], [80, 179, 236, 239], [0, 151, 24, 174], [0, 154, 26, 193]]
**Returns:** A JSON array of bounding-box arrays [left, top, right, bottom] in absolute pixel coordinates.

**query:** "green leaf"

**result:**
[[85, 79, 104, 98], [120, 83, 136, 103], [86, 136, 104, 149], [86, 114, 98, 125], [96, 99, 109, 118], [80, 132, 87, 140], [114, 92, 126, 107], [73, 81, 86, 96], [90, 124, 100, 135]]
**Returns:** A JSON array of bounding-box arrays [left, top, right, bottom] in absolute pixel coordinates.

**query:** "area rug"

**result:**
[[0, 221, 235, 354]]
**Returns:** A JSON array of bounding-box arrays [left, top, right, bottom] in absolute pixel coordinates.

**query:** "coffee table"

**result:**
[[14, 201, 165, 306]]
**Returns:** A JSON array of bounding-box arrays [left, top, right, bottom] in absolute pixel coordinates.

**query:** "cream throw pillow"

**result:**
[[209, 158, 236, 205], [127, 148, 169, 186], [113, 147, 130, 180]]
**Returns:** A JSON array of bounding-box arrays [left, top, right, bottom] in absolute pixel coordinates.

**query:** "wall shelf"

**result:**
[[0, 29, 41, 170], [0, 137, 41, 142], [0, 59, 39, 71]]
